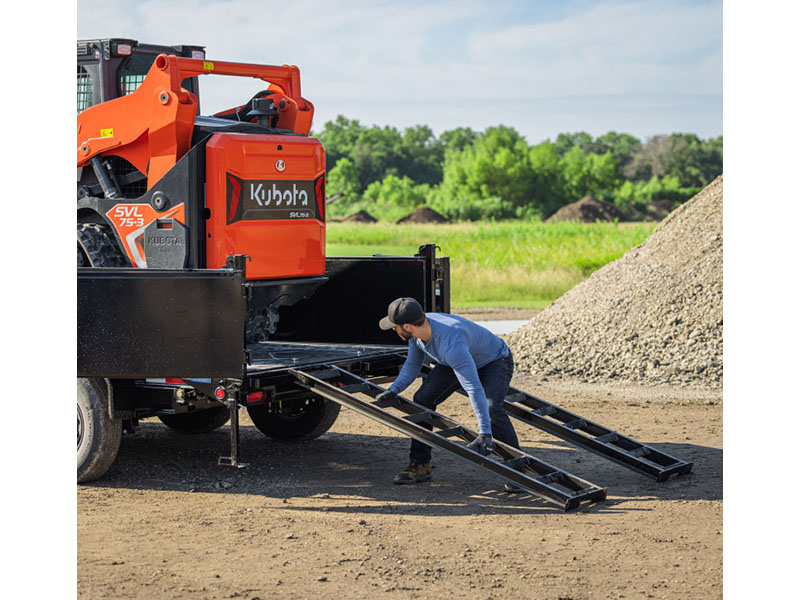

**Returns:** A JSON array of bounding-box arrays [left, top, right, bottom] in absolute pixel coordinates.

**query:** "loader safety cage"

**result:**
[[77, 39, 205, 112]]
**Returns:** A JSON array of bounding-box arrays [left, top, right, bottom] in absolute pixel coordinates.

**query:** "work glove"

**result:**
[[466, 433, 496, 456], [375, 389, 398, 404]]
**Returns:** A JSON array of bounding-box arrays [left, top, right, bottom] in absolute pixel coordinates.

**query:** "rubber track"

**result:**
[[77, 223, 129, 267]]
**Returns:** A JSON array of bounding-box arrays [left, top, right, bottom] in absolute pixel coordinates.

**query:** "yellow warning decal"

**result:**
[[203, 61, 214, 71], [100, 128, 114, 138]]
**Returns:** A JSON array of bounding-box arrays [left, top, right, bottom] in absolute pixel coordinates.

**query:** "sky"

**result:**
[[76, 0, 722, 143]]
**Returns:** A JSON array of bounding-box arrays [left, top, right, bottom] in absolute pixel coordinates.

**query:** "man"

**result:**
[[376, 297, 521, 488]]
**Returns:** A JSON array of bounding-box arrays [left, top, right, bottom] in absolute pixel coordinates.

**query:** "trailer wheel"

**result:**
[[78, 378, 122, 483], [247, 396, 340, 441], [158, 407, 231, 433]]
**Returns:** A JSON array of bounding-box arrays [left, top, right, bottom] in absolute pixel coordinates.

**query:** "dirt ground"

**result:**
[[78, 375, 722, 600]]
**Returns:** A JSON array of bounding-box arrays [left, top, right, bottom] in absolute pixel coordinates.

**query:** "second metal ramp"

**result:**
[[418, 364, 693, 482], [289, 365, 607, 512]]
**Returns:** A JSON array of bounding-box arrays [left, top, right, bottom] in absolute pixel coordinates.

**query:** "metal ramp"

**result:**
[[289, 365, 607, 512], [418, 364, 693, 482]]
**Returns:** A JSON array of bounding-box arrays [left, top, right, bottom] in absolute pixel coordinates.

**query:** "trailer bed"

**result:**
[[247, 342, 405, 375]]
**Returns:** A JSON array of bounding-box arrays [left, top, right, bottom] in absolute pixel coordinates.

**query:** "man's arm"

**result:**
[[446, 345, 492, 435], [388, 341, 424, 394]]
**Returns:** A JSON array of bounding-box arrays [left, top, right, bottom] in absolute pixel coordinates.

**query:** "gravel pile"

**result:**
[[507, 175, 723, 388]]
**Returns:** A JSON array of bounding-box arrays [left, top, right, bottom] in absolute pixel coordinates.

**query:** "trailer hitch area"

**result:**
[[224, 254, 252, 273]]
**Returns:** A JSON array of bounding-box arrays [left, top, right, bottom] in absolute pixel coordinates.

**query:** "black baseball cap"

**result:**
[[379, 297, 425, 330]]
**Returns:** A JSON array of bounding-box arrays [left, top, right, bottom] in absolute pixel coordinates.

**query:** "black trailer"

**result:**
[[78, 245, 691, 511], [78, 246, 448, 481]]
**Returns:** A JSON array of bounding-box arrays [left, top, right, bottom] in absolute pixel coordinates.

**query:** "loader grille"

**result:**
[[106, 156, 147, 198], [77, 66, 93, 112]]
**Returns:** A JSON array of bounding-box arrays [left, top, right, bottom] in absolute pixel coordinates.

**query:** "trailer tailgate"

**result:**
[[78, 267, 246, 379]]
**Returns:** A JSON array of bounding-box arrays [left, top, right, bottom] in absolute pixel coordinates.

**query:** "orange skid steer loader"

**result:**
[[77, 39, 327, 341]]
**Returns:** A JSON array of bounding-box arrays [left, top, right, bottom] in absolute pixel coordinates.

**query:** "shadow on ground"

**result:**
[[84, 422, 720, 515]]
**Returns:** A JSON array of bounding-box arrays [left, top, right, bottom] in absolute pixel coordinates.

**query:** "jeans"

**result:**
[[409, 352, 520, 464]]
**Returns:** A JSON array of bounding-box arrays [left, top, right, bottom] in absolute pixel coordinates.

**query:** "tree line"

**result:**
[[317, 115, 723, 222]]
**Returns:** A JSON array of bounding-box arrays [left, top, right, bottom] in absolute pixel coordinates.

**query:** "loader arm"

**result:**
[[77, 54, 315, 189]]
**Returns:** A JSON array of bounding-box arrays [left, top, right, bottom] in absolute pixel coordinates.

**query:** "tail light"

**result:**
[[247, 391, 265, 403]]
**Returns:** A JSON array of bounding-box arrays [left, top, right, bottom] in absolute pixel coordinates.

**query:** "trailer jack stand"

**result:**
[[218, 397, 248, 469]]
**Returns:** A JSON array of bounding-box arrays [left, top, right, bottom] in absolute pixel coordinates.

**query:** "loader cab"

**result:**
[[77, 38, 204, 113]]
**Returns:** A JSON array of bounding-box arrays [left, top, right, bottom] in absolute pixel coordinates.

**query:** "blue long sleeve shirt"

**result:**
[[388, 313, 509, 434]]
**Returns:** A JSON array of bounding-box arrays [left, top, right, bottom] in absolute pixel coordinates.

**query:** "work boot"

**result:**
[[393, 462, 432, 485]]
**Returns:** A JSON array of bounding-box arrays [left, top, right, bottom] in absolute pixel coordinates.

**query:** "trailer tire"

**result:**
[[247, 396, 340, 441], [158, 407, 231, 433], [78, 378, 122, 483]]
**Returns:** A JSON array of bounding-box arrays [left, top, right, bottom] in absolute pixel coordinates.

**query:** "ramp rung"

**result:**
[[309, 368, 340, 381], [503, 457, 531, 470], [436, 426, 465, 439], [506, 393, 527, 404], [403, 412, 433, 425], [595, 433, 619, 443], [341, 383, 370, 394], [372, 396, 402, 408], [629, 446, 650, 457], [534, 405, 557, 417], [537, 472, 565, 485], [564, 419, 588, 430]]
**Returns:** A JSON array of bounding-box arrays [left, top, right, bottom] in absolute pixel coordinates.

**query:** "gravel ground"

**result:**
[[507, 176, 723, 388]]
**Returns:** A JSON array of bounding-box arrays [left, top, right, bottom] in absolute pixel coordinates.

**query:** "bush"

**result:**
[[337, 175, 431, 222]]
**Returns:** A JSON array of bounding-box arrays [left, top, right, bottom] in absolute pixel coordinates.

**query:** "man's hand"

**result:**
[[466, 433, 496, 456], [375, 389, 398, 404]]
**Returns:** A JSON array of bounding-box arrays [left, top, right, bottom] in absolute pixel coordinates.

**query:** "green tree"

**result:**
[[360, 175, 431, 221], [594, 132, 642, 178], [661, 133, 723, 187], [439, 127, 479, 154], [401, 124, 444, 185], [434, 125, 535, 219], [528, 141, 568, 216], [326, 157, 362, 216], [316, 115, 366, 172], [560, 147, 620, 201], [554, 131, 595, 155], [348, 126, 406, 189], [625, 134, 722, 186]]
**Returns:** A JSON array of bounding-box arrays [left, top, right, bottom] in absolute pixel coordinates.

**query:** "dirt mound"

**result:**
[[545, 195, 628, 223], [508, 176, 723, 388], [396, 206, 448, 224], [343, 210, 377, 223]]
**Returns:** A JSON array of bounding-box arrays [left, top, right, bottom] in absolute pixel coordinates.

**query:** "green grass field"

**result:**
[[327, 221, 657, 309]]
